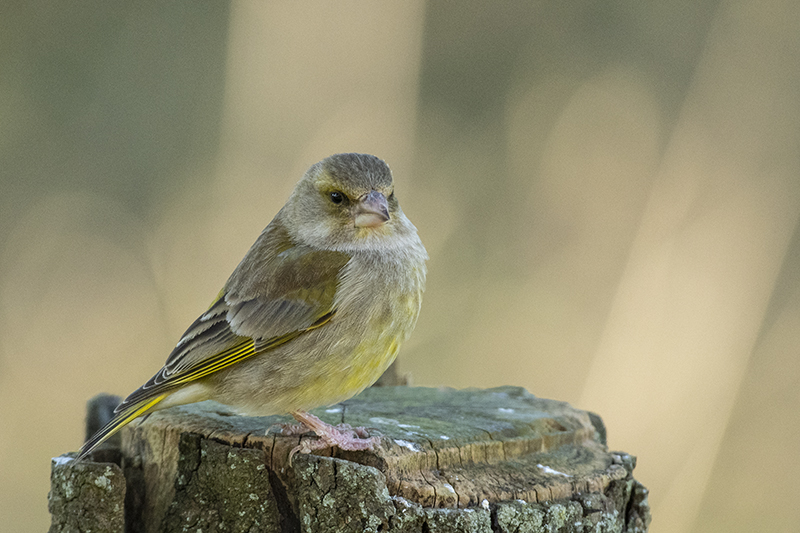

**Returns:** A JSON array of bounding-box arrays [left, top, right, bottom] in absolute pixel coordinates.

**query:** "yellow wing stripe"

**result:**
[[172, 339, 256, 384], [168, 312, 334, 386], [207, 288, 226, 310], [120, 394, 167, 425]]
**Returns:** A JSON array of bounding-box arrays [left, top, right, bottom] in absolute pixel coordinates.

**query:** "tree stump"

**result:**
[[49, 386, 651, 532]]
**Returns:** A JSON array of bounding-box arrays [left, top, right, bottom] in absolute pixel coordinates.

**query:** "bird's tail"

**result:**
[[77, 394, 167, 460]]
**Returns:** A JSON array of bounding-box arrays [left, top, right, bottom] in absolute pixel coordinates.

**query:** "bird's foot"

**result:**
[[287, 410, 379, 464]]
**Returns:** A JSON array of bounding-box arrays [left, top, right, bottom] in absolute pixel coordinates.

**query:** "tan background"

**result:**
[[2, 1, 799, 531]]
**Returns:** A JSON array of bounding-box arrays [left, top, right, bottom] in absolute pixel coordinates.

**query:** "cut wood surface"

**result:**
[[49, 386, 651, 532]]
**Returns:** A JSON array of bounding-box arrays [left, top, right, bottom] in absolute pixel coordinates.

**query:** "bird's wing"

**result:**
[[79, 228, 351, 459], [115, 231, 352, 413]]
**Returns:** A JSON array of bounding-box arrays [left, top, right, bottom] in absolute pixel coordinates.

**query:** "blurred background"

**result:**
[[1, 1, 798, 531]]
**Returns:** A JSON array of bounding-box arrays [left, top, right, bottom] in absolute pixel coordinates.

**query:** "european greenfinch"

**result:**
[[78, 153, 427, 460]]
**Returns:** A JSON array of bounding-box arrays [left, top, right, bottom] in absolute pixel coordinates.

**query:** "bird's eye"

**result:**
[[329, 191, 345, 204]]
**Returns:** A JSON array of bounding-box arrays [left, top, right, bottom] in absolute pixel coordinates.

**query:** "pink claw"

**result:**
[[286, 410, 380, 464]]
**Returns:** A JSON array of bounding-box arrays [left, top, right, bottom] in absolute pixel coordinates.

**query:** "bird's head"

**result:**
[[282, 153, 417, 252]]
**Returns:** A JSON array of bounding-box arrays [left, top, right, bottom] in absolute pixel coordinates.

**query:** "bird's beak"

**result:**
[[354, 190, 390, 228]]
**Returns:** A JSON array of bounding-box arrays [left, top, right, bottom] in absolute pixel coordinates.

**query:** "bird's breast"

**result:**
[[309, 251, 425, 399]]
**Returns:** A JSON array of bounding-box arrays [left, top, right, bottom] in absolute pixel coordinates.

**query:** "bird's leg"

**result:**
[[287, 410, 379, 463]]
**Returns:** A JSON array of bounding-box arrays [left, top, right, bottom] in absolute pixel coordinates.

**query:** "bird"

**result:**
[[78, 153, 427, 461]]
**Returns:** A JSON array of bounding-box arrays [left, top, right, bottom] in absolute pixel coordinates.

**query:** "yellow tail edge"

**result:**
[[77, 394, 166, 460]]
